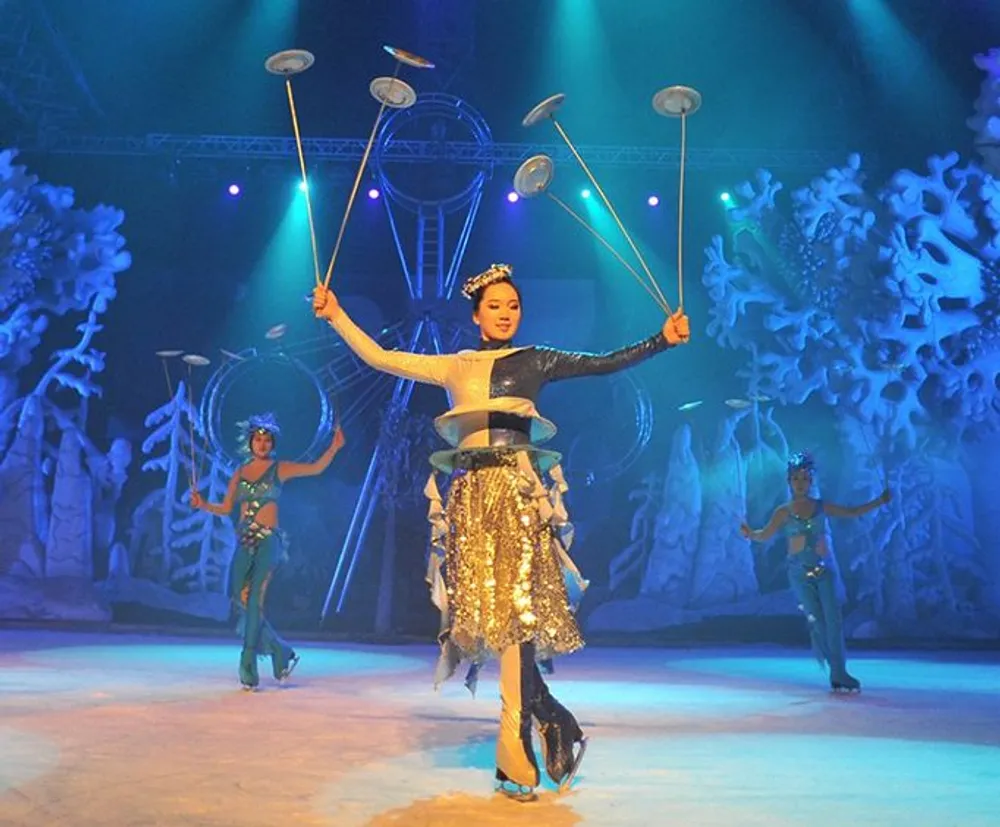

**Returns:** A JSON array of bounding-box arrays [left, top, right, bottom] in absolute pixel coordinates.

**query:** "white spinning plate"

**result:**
[[513, 155, 555, 198], [369, 77, 417, 109], [155, 349, 183, 358], [382, 45, 435, 69], [182, 354, 211, 367], [264, 49, 315, 76], [522, 93, 566, 128], [652, 85, 702, 117]]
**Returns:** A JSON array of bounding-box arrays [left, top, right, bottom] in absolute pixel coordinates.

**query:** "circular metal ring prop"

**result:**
[[200, 349, 333, 469], [564, 371, 654, 486], [372, 92, 494, 214], [652, 85, 702, 117], [382, 45, 435, 69], [513, 154, 555, 198], [522, 93, 566, 128], [265, 49, 315, 76], [369, 77, 417, 109]]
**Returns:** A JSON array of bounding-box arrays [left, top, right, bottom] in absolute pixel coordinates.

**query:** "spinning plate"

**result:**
[[513, 154, 555, 198], [369, 77, 417, 109], [522, 93, 566, 128], [155, 350, 183, 358], [382, 45, 435, 69], [266, 324, 288, 340], [182, 354, 211, 367], [220, 349, 245, 362], [652, 85, 702, 117], [724, 398, 751, 410], [264, 49, 315, 77], [677, 400, 704, 412]]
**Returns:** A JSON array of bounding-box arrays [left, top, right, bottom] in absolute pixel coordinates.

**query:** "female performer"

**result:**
[[191, 413, 345, 690], [740, 451, 890, 692], [312, 264, 689, 798]]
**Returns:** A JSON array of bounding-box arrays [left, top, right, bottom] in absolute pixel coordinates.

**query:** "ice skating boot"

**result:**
[[495, 644, 541, 800], [494, 769, 538, 802], [532, 680, 587, 790], [831, 672, 861, 693], [271, 647, 299, 682], [239, 648, 259, 691]]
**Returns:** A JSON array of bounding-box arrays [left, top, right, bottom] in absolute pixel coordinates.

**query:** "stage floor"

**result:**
[[0, 630, 998, 826]]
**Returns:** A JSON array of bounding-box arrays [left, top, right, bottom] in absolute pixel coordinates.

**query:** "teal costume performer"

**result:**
[[742, 452, 891, 693], [191, 412, 345, 690]]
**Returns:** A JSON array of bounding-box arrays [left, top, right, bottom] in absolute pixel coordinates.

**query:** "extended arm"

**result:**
[[824, 489, 891, 519], [278, 426, 346, 482], [741, 506, 790, 543], [320, 298, 451, 386], [191, 471, 240, 517], [537, 332, 673, 382]]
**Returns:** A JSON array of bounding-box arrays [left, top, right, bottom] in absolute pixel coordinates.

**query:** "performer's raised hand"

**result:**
[[312, 285, 339, 321], [190, 489, 204, 510], [332, 424, 346, 453], [739, 521, 751, 539], [663, 309, 690, 346]]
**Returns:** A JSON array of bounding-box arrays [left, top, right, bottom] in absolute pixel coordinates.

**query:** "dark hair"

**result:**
[[471, 277, 522, 312], [786, 451, 815, 478]]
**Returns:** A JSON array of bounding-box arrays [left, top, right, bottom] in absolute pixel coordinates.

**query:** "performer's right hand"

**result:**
[[663, 309, 690, 345], [332, 425, 346, 453], [190, 490, 203, 510], [312, 285, 339, 320], [739, 522, 751, 539]]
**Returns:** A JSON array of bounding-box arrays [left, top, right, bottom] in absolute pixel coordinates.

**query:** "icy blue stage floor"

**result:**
[[0, 630, 998, 826]]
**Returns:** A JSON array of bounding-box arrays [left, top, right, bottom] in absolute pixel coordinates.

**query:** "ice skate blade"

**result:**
[[496, 781, 538, 803], [279, 654, 301, 683], [559, 736, 588, 793]]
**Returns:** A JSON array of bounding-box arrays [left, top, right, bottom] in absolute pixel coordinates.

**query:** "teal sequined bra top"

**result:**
[[236, 462, 282, 549], [237, 461, 282, 509], [784, 499, 827, 542]]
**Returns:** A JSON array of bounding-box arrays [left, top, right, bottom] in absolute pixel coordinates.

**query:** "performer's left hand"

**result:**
[[312, 285, 340, 320], [663, 309, 690, 345], [332, 425, 346, 453], [878, 488, 892, 506]]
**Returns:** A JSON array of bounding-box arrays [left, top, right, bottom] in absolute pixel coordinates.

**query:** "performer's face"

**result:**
[[789, 468, 812, 497], [250, 429, 274, 458], [473, 281, 521, 342]]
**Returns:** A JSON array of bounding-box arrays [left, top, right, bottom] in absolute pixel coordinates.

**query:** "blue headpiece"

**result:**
[[236, 412, 281, 458], [787, 451, 815, 475]]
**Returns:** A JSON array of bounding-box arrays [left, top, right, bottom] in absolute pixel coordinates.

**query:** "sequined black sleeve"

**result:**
[[534, 332, 672, 383]]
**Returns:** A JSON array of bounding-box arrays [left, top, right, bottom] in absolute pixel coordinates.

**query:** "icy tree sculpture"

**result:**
[[969, 47, 1000, 176], [119, 381, 235, 617], [0, 149, 132, 618], [692, 51, 1000, 637]]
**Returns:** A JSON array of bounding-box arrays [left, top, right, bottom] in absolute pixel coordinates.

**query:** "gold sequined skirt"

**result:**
[[442, 452, 584, 661]]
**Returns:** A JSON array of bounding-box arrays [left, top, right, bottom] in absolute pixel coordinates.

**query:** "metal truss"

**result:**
[[18, 131, 854, 172], [0, 0, 101, 135], [320, 93, 493, 621]]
